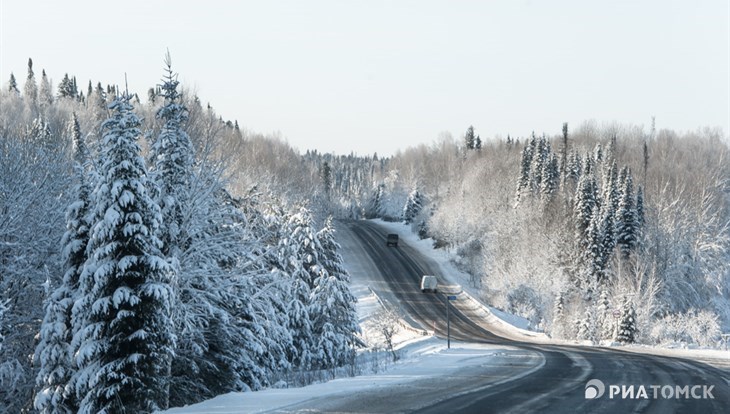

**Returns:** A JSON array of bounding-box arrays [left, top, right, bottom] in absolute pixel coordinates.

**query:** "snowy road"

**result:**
[[335, 220, 730, 414], [164, 220, 730, 414]]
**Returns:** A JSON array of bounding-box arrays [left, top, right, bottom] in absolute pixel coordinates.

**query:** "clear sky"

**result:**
[[1, 0, 728, 156]]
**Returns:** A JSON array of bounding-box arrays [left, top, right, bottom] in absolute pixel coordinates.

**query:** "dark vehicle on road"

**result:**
[[386, 233, 399, 247]]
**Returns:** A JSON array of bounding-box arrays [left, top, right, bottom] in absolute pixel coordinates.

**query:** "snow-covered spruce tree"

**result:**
[[403, 188, 423, 224], [310, 217, 360, 369], [365, 184, 384, 219], [464, 125, 476, 150], [576, 309, 594, 341], [616, 167, 639, 256], [167, 186, 273, 407], [540, 153, 560, 201], [573, 158, 598, 242], [278, 206, 322, 370], [529, 135, 549, 195], [24, 58, 38, 110], [563, 150, 582, 190], [70, 93, 175, 413], [597, 289, 612, 340], [514, 136, 535, 205], [551, 293, 566, 338], [616, 300, 637, 344], [635, 185, 645, 229], [150, 51, 194, 259], [34, 114, 91, 414], [39, 69, 54, 111], [58, 73, 75, 99], [8, 72, 19, 94]]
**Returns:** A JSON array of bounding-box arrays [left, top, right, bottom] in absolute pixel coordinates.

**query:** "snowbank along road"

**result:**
[[324, 220, 729, 414]]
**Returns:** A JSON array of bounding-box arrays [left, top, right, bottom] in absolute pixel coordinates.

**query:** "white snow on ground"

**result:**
[[162, 340, 533, 414]]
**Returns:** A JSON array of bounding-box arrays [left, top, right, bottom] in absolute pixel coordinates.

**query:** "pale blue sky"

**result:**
[[1, 0, 728, 155]]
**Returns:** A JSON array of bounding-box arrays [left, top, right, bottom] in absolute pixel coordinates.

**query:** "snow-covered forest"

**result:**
[[314, 122, 729, 349], [0, 56, 359, 413]]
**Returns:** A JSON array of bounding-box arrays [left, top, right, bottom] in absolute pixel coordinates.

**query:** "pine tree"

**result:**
[[24, 57, 38, 108], [403, 188, 423, 224], [475, 135, 482, 151], [514, 137, 535, 204], [321, 161, 332, 200], [311, 217, 360, 369], [574, 162, 598, 242], [34, 114, 90, 414], [8, 72, 19, 94], [616, 167, 638, 256], [552, 293, 565, 337], [564, 150, 582, 189], [529, 135, 549, 194], [58, 73, 76, 99], [561, 122, 568, 178], [150, 51, 195, 258], [39, 69, 54, 110], [576, 309, 594, 341], [540, 153, 560, 200], [616, 300, 637, 343], [70, 93, 175, 413], [366, 184, 384, 219], [464, 125, 476, 150], [635, 186, 645, 229], [603, 160, 619, 214], [597, 290, 612, 340], [278, 207, 323, 369]]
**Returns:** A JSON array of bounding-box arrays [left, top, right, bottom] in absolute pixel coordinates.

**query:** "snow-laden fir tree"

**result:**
[[70, 93, 175, 414], [552, 293, 566, 337], [514, 135, 536, 205], [576, 309, 594, 341], [366, 184, 385, 219], [167, 186, 274, 406], [34, 114, 90, 414], [616, 299, 637, 343], [574, 160, 598, 247], [403, 188, 423, 224], [529, 135, 550, 194], [602, 160, 619, 215], [616, 167, 639, 256], [58, 73, 76, 99], [310, 217, 360, 369], [150, 51, 195, 259], [464, 125, 476, 150], [635, 185, 645, 230], [39, 69, 54, 110], [278, 206, 323, 370], [564, 150, 582, 189], [24, 58, 38, 108], [540, 153, 560, 200], [597, 290, 612, 340], [8, 72, 19, 94]]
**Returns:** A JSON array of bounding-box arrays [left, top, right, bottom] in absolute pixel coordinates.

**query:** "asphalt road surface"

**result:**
[[274, 220, 730, 413]]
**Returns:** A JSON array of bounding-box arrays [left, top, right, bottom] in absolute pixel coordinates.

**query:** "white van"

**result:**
[[420, 275, 438, 293]]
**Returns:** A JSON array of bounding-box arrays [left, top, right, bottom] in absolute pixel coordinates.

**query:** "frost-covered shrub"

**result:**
[[506, 285, 543, 327], [650, 309, 721, 347]]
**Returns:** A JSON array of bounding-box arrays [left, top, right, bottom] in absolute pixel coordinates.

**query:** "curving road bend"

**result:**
[[273, 220, 730, 413]]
